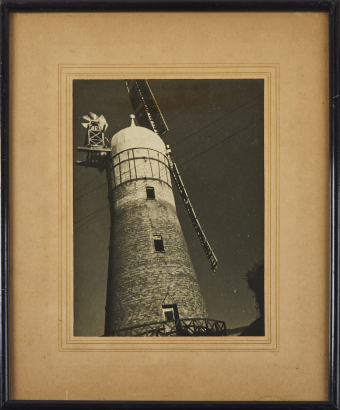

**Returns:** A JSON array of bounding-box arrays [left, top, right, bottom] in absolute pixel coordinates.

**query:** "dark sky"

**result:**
[[73, 79, 264, 336]]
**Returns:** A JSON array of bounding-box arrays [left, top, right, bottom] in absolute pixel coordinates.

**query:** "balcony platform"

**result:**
[[107, 318, 227, 337]]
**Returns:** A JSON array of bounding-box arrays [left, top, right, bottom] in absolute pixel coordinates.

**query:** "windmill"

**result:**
[[125, 80, 218, 272], [76, 80, 226, 336], [77, 80, 218, 271]]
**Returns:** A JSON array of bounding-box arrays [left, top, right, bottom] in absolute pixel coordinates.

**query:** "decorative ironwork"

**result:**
[[111, 318, 227, 337]]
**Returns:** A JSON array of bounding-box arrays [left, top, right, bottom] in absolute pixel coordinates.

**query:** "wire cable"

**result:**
[[74, 180, 107, 201], [74, 204, 110, 225], [75, 206, 110, 231], [74, 94, 262, 199], [166, 82, 222, 126], [74, 115, 261, 230], [174, 101, 262, 163], [179, 119, 261, 167], [73, 170, 103, 195], [169, 93, 262, 149]]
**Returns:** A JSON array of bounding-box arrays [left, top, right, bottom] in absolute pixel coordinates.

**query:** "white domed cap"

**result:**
[[111, 115, 165, 156]]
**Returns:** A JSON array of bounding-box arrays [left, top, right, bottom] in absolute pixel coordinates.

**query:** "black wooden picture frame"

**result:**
[[1, 1, 339, 409]]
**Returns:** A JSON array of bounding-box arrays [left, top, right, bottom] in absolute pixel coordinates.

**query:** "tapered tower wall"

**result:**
[[104, 124, 207, 335]]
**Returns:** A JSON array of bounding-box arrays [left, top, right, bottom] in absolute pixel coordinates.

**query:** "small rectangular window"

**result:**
[[164, 310, 174, 321], [162, 304, 179, 320], [153, 235, 164, 252], [146, 187, 155, 199]]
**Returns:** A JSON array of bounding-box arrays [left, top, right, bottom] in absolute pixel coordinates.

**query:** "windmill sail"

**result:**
[[166, 148, 218, 272], [125, 80, 217, 271], [125, 80, 169, 136]]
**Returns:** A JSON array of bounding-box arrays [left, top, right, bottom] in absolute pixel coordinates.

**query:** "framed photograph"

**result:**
[[72, 77, 266, 342], [1, 1, 339, 408]]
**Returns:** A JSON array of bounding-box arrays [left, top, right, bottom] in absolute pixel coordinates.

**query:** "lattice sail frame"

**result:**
[[166, 148, 218, 272], [125, 80, 169, 136], [125, 80, 218, 271]]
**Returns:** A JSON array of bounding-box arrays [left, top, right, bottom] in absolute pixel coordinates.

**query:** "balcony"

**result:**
[[111, 318, 227, 337]]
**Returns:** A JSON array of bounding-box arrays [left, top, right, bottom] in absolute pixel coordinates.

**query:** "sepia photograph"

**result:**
[[3, 5, 335, 405], [73, 79, 264, 337]]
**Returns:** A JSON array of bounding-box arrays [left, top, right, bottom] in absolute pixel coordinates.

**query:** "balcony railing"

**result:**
[[111, 318, 227, 337]]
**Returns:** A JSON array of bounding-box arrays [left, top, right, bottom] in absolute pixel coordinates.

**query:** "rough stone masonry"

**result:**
[[104, 117, 207, 335]]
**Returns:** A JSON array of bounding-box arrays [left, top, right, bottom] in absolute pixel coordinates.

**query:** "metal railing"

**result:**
[[112, 318, 227, 337]]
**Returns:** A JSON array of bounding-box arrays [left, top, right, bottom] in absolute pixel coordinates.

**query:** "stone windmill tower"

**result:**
[[77, 80, 226, 336]]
